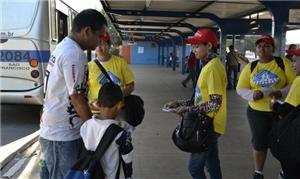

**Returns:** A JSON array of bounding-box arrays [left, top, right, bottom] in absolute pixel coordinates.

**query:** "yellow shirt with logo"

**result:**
[[285, 76, 300, 107], [88, 55, 135, 102], [195, 57, 227, 134], [237, 58, 295, 111]]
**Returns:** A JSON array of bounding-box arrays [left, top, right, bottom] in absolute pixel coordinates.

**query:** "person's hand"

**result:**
[[269, 90, 282, 100], [253, 90, 264, 101], [89, 101, 98, 111], [176, 106, 190, 116], [164, 100, 180, 109], [269, 97, 277, 110]]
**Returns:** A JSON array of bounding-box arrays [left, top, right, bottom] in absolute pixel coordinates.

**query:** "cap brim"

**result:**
[[286, 50, 300, 56], [255, 38, 274, 45], [186, 37, 204, 44]]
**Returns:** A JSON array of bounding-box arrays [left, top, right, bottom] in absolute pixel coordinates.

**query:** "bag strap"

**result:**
[[94, 59, 114, 83], [94, 124, 123, 160], [274, 56, 285, 71], [250, 57, 285, 73]]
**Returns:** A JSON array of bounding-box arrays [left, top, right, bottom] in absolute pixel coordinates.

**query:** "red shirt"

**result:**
[[188, 52, 196, 67]]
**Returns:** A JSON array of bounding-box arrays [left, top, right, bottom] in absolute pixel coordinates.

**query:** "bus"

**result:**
[[0, 0, 77, 105]]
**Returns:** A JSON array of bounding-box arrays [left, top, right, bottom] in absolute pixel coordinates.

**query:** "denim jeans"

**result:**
[[227, 65, 238, 88], [39, 137, 83, 179], [188, 133, 222, 179]]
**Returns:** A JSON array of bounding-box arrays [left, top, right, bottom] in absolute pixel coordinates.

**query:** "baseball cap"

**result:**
[[286, 48, 300, 56], [186, 28, 218, 48], [255, 34, 274, 46]]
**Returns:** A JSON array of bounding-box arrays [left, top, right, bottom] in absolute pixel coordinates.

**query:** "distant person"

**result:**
[[285, 44, 297, 61], [226, 45, 249, 89], [80, 82, 133, 179], [270, 48, 300, 179], [236, 35, 296, 179], [168, 52, 173, 67], [181, 51, 196, 88], [165, 28, 227, 179], [39, 9, 107, 179]]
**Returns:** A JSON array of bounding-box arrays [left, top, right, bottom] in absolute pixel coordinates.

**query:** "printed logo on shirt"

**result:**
[[97, 71, 121, 85], [253, 70, 280, 88], [194, 86, 202, 105]]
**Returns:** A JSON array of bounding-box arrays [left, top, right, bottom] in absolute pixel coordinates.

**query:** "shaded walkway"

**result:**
[[131, 65, 280, 179], [17, 64, 281, 179]]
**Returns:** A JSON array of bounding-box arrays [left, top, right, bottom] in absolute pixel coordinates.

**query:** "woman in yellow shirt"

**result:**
[[270, 48, 300, 179], [236, 35, 296, 179], [88, 32, 135, 104], [165, 29, 227, 179]]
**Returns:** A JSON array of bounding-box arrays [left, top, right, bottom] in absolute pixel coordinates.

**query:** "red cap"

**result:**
[[186, 28, 218, 48], [255, 34, 274, 46], [103, 32, 111, 43], [286, 49, 300, 56]]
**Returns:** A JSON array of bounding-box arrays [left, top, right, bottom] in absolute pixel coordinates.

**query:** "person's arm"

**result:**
[[70, 94, 92, 122], [189, 94, 222, 115], [272, 102, 295, 118], [116, 131, 133, 179], [123, 82, 134, 97]]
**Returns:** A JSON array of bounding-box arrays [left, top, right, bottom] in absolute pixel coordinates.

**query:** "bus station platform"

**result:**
[[11, 64, 281, 179]]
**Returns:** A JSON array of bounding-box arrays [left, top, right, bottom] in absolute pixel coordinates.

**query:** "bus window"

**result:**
[[57, 11, 68, 42]]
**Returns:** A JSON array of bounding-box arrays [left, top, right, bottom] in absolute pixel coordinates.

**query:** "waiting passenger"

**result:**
[[165, 28, 227, 179], [284, 44, 297, 62], [40, 9, 107, 179], [236, 34, 296, 179]]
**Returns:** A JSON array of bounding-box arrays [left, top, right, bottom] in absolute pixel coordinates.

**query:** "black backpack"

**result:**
[[172, 112, 214, 153], [269, 105, 300, 166], [94, 60, 145, 127], [64, 124, 123, 179], [250, 56, 285, 72]]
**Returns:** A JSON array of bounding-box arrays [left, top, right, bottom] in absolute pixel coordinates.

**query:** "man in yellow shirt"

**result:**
[[88, 32, 135, 105], [236, 35, 296, 179]]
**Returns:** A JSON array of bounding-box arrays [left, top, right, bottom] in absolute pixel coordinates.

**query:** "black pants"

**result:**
[[281, 162, 300, 179]]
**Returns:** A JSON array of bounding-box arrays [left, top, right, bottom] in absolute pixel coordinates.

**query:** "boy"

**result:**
[[80, 83, 133, 179]]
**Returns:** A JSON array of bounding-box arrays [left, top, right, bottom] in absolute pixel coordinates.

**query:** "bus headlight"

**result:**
[[31, 70, 40, 78]]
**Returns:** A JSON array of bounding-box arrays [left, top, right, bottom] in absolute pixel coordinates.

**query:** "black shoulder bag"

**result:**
[[172, 93, 214, 153]]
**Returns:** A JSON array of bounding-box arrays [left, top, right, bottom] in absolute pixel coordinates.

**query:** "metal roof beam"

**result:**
[[114, 20, 197, 32]]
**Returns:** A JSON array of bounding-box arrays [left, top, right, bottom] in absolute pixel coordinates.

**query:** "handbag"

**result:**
[[94, 60, 145, 127], [171, 92, 214, 153]]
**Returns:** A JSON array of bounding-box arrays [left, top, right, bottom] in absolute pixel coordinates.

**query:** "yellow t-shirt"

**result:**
[[237, 58, 296, 111], [195, 57, 227, 135], [285, 76, 300, 107], [88, 55, 135, 102]]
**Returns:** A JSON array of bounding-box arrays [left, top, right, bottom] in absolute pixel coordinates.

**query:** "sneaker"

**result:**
[[253, 172, 264, 179], [181, 82, 187, 88]]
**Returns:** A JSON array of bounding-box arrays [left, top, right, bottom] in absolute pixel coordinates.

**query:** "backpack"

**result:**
[[64, 124, 123, 179], [269, 105, 300, 166], [94, 60, 145, 127], [250, 56, 285, 72], [172, 112, 214, 153]]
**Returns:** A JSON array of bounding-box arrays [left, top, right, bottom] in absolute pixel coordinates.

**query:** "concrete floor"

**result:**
[[18, 64, 281, 179]]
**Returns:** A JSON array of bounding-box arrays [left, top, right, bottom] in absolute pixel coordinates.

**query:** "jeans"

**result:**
[[188, 133, 222, 179], [227, 65, 238, 89], [39, 137, 83, 179]]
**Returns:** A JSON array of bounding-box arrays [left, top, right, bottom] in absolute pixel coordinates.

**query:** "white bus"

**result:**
[[0, 0, 77, 105]]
